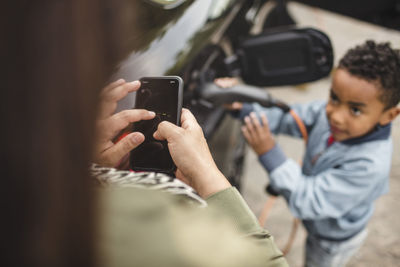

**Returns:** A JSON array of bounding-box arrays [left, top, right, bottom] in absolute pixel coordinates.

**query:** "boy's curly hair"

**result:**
[[339, 40, 400, 109]]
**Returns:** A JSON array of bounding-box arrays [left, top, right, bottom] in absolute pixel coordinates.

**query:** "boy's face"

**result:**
[[325, 69, 397, 141]]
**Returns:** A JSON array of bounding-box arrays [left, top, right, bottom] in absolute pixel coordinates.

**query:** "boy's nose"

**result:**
[[329, 108, 346, 125]]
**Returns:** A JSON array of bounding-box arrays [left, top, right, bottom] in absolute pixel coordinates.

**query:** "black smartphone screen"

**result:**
[[130, 76, 183, 173]]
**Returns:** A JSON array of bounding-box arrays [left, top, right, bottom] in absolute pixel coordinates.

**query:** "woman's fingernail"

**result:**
[[148, 111, 155, 116]]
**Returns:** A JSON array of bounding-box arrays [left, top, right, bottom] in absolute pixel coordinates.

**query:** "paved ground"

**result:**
[[240, 2, 400, 266]]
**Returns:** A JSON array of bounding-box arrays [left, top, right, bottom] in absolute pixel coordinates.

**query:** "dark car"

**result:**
[[113, 0, 333, 189]]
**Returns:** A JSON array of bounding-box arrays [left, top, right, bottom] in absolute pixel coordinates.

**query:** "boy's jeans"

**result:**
[[304, 228, 368, 267]]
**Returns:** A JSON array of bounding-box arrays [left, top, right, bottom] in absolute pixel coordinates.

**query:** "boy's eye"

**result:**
[[350, 107, 361, 116], [329, 92, 339, 104]]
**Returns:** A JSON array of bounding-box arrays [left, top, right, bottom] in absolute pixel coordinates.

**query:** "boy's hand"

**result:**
[[214, 77, 240, 88], [214, 77, 243, 110], [224, 101, 243, 110], [242, 112, 275, 156]]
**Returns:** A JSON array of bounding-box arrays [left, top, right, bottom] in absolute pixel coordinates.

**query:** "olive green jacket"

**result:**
[[98, 186, 288, 267]]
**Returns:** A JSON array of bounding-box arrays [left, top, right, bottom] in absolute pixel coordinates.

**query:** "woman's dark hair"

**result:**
[[1, 1, 137, 266], [339, 40, 400, 109]]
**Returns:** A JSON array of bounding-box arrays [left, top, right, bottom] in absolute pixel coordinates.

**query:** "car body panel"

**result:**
[[114, 0, 243, 112]]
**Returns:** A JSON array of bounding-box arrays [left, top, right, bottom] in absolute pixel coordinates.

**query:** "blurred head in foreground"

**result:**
[[1, 1, 139, 266]]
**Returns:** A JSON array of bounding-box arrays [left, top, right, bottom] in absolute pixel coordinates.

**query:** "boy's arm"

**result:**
[[265, 156, 388, 220]]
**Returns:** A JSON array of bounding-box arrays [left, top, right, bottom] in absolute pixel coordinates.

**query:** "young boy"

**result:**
[[221, 40, 400, 267]]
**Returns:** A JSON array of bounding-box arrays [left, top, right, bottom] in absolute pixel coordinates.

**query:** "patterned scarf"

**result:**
[[91, 164, 207, 207]]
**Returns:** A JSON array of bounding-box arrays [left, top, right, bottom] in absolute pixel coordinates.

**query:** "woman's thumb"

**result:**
[[106, 132, 145, 166]]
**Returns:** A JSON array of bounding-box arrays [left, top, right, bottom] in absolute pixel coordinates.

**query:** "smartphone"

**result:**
[[130, 76, 183, 174]]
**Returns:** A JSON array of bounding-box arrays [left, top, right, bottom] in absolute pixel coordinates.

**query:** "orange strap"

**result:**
[[281, 218, 300, 255], [258, 195, 277, 226], [257, 109, 308, 255], [289, 109, 308, 143]]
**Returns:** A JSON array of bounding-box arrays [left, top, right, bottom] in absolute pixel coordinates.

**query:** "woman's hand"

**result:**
[[242, 112, 275, 156], [94, 79, 155, 168], [153, 109, 230, 198]]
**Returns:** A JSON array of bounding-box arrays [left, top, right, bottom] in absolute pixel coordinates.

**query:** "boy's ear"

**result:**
[[379, 106, 400, 125]]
